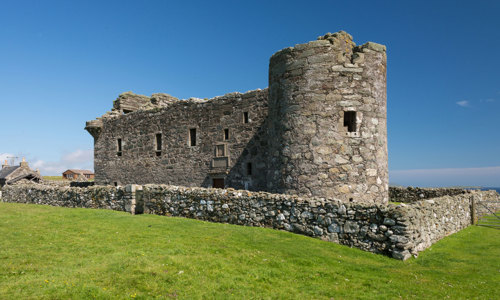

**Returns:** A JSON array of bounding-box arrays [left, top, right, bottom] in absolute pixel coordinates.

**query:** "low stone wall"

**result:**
[[139, 185, 403, 257], [389, 186, 467, 203], [2, 183, 499, 260], [70, 181, 96, 188], [1, 184, 130, 212], [473, 190, 500, 218], [38, 180, 71, 187], [397, 194, 472, 256]]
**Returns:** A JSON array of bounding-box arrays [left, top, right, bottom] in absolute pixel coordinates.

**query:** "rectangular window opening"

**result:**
[[224, 128, 229, 140], [117, 138, 122, 156], [246, 162, 252, 176], [243, 112, 249, 123], [189, 128, 197, 146], [216, 145, 226, 157], [155, 133, 162, 156], [344, 111, 357, 133]]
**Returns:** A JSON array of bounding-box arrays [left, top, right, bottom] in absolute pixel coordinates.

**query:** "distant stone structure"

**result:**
[[0, 158, 42, 187], [86, 31, 388, 204]]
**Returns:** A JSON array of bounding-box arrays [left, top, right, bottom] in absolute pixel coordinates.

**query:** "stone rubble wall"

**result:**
[[395, 194, 472, 258], [69, 181, 96, 188], [2, 184, 499, 260], [473, 190, 500, 218], [1, 184, 130, 212], [389, 186, 468, 203]]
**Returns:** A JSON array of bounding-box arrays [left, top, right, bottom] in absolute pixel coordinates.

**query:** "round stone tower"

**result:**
[[267, 31, 388, 204]]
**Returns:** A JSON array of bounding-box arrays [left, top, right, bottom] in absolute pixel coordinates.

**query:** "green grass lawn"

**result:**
[[0, 202, 499, 299], [42, 176, 66, 181]]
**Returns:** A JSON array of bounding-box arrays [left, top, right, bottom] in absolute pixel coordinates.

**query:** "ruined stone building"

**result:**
[[0, 158, 42, 187], [86, 31, 388, 204]]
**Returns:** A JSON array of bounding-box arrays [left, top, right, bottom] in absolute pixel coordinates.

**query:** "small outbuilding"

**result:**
[[62, 169, 94, 181], [0, 158, 42, 187]]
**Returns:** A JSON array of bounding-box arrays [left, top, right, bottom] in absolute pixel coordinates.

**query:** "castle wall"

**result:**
[[87, 31, 389, 204], [267, 32, 388, 203], [93, 89, 269, 191]]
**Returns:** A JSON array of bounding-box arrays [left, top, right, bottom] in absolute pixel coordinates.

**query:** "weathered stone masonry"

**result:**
[[85, 31, 388, 204], [389, 187, 468, 203], [267, 32, 388, 203], [3, 184, 499, 260], [87, 89, 269, 192]]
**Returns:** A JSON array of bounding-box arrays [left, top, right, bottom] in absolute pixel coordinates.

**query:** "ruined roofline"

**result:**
[[270, 30, 386, 62], [85, 87, 268, 136], [177, 87, 267, 104], [96, 88, 268, 118]]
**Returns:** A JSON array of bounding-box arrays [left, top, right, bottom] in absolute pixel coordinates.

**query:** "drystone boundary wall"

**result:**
[[139, 185, 404, 257], [396, 194, 472, 255], [473, 190, 500, 218], [1, 184, 130, 212], [389, 186, 467, 203], [2, 184, 499, 260]]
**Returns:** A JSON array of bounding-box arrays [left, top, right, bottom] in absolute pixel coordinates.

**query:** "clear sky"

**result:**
[[1, 0, 499, 187]]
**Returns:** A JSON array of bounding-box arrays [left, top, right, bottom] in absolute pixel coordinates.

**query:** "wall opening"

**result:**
[[246, 162, 252, 175], [189, 128, 197, 146], [122, 109, 133, 114], [243, 112, 249, 123], [216, 144, 226, 157], [344, 111, 357, 132], [117, 138, 122, 156], [213, 178, 224, 189], [155, 133, 162, 156], [224, 128, 229, 140]]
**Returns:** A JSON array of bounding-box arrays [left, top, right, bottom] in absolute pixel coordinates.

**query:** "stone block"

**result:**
[[392, 250, 411, 260], [344, 221, 360, 234]]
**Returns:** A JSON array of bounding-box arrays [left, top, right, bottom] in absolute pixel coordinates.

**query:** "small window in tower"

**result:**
[[246, 162, 252, 176], [344, 111, 357, 133], [189, 128, 197, 146], [155, 133, 162, 156], [224, 128, 229, 140], [123, 109, 133, 114], [243, 112, 249, 123], [117, 138, 122, 156]]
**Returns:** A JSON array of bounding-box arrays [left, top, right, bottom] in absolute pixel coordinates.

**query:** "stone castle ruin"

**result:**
[[3, 31, 500, 260], [85, 31, 388, 204]]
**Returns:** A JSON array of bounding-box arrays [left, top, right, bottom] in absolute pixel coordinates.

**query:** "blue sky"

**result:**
[[1, 0, 499, 187]]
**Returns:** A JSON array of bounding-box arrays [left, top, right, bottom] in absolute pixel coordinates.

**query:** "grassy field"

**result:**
[[0, 202, 499, 299], [42, 176, 66, 181]]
